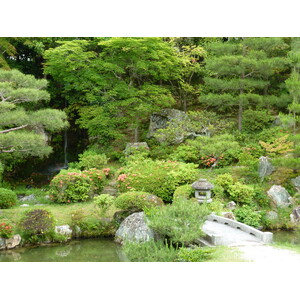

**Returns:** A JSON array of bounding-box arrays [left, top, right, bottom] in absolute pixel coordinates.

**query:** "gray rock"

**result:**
[[0, 237, 5, 250], [45, 195, 51, 200], [258, 156, 275, 178], [55, 225, 72, 238], [266, 211, 278, 220], [147, 108, 188, 143], [291, 176, 300, 193], [226, 201, 237, 210], [20, 204, 30, 207], [290, 206, 300, 223], [5, 234, 21, 249], [267, 185, 292, 208], [19, 194, 35, 202], [221, 212, 236, 220], [115, 212, 157, 244]]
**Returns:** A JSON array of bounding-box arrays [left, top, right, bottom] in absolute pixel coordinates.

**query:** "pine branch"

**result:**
[[0, 124, 28, 134]]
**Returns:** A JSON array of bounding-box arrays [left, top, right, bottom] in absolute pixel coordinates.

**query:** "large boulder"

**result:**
[[0, 237, 5, 250], [115, 212, 157, 244], [290, 206, 300, 223], [258, 156, 275, 179], [55, 225, 72, 239], [5, 234, 21, 249], [147, 108, 187, 143], [123, 142, 149, 156], [19, 194, 35, 202], [267, 185, 292, 208], [291, 176, 300, 193]]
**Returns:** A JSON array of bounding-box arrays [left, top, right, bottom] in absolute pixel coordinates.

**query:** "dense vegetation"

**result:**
[[1, 37, 300, 261]]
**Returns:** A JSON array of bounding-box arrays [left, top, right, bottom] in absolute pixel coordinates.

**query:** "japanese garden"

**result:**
[[1, 37, 300, 262]]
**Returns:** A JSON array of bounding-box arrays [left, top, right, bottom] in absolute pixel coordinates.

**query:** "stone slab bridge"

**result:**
[[200, 214, 273, 247]]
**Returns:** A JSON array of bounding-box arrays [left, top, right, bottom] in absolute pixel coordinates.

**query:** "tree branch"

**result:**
[[0, 124, 28, 134]]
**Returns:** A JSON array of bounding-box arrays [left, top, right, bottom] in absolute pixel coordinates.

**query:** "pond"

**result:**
[[0, 238, 129, 262], [272, 230, 300, 245]]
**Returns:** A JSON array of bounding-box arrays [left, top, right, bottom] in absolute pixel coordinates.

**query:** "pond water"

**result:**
[[0, 238, 129, 262], [272, 230, 300, 245]]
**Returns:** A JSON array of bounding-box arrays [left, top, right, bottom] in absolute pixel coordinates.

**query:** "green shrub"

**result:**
[[94, 194, 115, 215], [49, 169, 106, 203], [117, 158, 199, 202], [234, 205, 262, 228], [0, 162, 4, 183], [242, 109, 274, 133], [146, 199, 210, 245], [215, 173, 235, 190], [78, 150, 108, 170], [169, 134, 241, 167], [0, 222, 14, 239], [227, 182, 255, 204], [115, 191, 164, 211], [18, 209, 56, 242], [176, 246, 215, 262], [0, 188, 17, 209], [123, 240, 178, 262], [173, 184, 194, 202]]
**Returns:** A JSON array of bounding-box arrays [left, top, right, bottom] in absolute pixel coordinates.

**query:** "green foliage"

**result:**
[[234, 205, 262, 228], [215, 173, 255, 203], [259, 134, 294, 157], [78, 150, 108, 170], [227, 182, 255, 204], [49, 169, 106, 203], [123, 240, 178, 262], [0, 222, 14, 239], [115, 191, 164, 211], [154, 110, 232, 145], [173, 184, 194, 202], [18, 209, 56, 242], [169, 134, 241, 167], [146, 199, 210, 245], [242, 109, 274, 133], [0, 69, 68, 167], [94, 194, 115, 215], [117, 158, 199, 202], [176, 247, 215, 262], [0, 187, 17, 208]]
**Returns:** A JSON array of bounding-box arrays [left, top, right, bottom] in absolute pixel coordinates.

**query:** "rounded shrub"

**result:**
[[0, 222, 14, 239], [18, 209, 56, 242], [94, 194, 115, 215], [234, 205, 262, 228], [49, 169, 106, 203], [227, 182, 255, 204], [0, 188, 17, 209], [117, 158, 199, 202], [115, 191, 164, 211], [176, 247, 215, 262], [173, 184, 194, 202], [78, 150, 108, 170]]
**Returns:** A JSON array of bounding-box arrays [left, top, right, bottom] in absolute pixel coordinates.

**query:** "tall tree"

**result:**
[[0, 69, 68, 165], [201, 38, 290, 131], [44, 38, 182, 145]]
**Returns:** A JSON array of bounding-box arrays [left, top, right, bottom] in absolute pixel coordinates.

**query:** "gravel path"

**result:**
[[236, 244, 300, 262]]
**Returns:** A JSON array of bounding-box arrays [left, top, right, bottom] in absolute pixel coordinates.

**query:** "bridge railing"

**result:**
[[207, 213, 273, 244]]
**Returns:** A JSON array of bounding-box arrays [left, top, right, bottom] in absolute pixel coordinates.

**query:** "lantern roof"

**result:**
[[191, 179, 214, 190]]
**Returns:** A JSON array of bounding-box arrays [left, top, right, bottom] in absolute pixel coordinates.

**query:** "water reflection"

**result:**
[[0, 239, 128, 262]]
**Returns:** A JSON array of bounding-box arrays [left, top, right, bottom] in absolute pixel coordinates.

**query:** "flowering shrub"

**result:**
[[77, 150, 108, 170], [115, 191, 164, 211], [49, 169, 106, 203], [18, 209, 56, 242], [117, 159, 199, 202], [0, 222, 14, 239], [0, 188, 17, 209]]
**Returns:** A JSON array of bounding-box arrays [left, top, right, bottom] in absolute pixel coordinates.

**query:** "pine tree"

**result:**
[[201, 38, 290, 131], [0, 69, 68, 161]]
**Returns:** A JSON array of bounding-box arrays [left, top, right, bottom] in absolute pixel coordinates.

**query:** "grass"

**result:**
[[0, 200, 118, 227], [272, 242, 300, 254], [205, 246, 248, 262]]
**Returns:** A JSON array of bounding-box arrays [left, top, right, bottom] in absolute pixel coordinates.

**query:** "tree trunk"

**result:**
[[238, 100, 243, 131], [134, 123, 139, 143]]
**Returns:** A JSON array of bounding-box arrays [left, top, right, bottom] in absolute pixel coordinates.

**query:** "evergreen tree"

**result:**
[[201, 38, 290, 131], [0, 69, 68, 163]]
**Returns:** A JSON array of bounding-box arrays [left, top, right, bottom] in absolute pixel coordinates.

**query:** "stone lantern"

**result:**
[[191, 179, 214, 203]]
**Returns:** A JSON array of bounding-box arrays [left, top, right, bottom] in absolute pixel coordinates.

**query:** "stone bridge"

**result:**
[[200, 214, 273, 247]]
